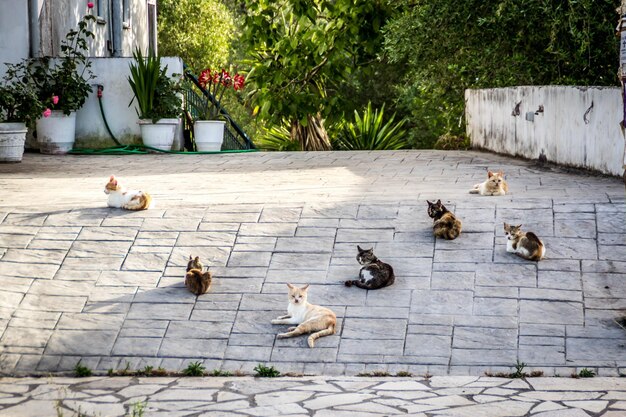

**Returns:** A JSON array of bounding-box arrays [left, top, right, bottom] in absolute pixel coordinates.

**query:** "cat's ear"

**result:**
[[188, 255, 193, 261], [503, 222, 509, 228], [487, 170, 494, 178], [436, 199, 442, 205], [301, 284, 310, 291], [286, 283, 295, 290], [516, 224, 522, 229], [426, 200, 431, 205], [499, 170, 505, 176], [109, 175, 115, 181], [357, 245, 364, 252]]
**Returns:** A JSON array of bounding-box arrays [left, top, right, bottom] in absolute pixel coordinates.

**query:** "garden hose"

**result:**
[[97, 85, 122, 146], [69, 145, 257, 155]]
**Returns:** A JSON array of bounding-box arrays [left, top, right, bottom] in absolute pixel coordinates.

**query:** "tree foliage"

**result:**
[[241, 0, 393, 149], [157, 0, 236, 72], [383, 0, 619, 147]]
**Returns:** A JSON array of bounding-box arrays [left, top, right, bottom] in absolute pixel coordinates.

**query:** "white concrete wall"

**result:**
[[466, 86, 626, 176], [0, 0, 30, 78], [73, 57, 183, 148]]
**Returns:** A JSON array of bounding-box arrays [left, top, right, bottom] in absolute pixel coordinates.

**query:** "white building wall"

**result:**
[[466, 86, 625, 177], [0, 0, 30, 78]]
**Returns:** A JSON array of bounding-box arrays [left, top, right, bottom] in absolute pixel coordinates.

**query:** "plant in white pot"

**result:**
[[14, 3, 97, 154], [0, 70, 44, 162], [191, 67, 245, 151], [128, 49, 182, 151]]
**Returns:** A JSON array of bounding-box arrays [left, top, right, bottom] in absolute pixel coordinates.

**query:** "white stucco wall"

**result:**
[[74, 56, 183, 148], [0, 0, 30, 78], [466, 86, 625, 177]]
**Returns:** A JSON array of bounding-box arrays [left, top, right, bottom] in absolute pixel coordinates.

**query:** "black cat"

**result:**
[[345, 245, 395, 290]]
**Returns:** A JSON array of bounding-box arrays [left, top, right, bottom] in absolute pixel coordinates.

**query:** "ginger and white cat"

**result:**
[[469, 170, 509, 196], [271, 283, 336, 348], [504, 222, 546, 261], [104, 175, 153, 210]]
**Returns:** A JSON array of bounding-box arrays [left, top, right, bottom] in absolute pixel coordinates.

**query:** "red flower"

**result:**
[[198, 69, 212, 88], [233, 74, 245, 91], [87, 2, 94, 9], [52, 95, 59, 105], [42, 108, 52, 118]]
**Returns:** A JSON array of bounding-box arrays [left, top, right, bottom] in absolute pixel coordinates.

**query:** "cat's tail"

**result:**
[[307, 325, 335, 348], [468, 185, 480, 194]]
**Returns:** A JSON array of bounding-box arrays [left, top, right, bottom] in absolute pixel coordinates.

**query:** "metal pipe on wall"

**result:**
[[111, 0, 123, 56], [28, 0, 41, 57]]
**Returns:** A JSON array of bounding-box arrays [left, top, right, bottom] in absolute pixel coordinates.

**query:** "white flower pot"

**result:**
[[36, 110, 76, 154], [194, 120, 225, 152], [0, 122, 27, 162], [139, 118, 179, 151]]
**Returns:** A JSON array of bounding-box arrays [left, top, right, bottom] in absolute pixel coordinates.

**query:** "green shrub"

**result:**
[[257, 123, 300, 151], [335, 102, 408, 151], [433, 133, 470, 150]]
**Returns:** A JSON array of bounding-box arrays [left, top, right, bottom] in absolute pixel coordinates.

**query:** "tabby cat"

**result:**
[[427, 199, 462, 240], [104, 175, 153, 210], [345, 245, 395, 290], [185, 255, 212, 295], [271, 283, 336, 348], [503, 223, 546, 261], [469, 170, 509, 196]]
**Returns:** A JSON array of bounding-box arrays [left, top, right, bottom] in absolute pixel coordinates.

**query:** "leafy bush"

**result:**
[[128, 48, 181, 122], [254, 363, 280, 378], [334, 102, 408, 151], [433, 133, 471, 150], [257, 123, 300, 151], [578, 368, 596, 378]]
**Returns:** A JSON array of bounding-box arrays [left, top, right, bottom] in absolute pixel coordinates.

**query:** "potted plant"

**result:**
[[128, 48, 182, 151], [192, 68, 245, 151], [17, 3, 97, 154], [0, 69, 44, 162]]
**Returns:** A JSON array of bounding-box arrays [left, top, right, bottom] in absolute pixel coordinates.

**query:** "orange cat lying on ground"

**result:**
[[104, 175, 152, 210], [271, 284, 336, 348], [469, 170, 509, 196]]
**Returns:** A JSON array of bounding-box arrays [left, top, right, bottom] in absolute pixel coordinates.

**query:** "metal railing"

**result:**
[[183, 69, 255, 150]]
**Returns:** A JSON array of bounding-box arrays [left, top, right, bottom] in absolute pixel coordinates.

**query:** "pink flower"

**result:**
[[42, 108, 52, 118], [87, 2, 94, 9], [52, 95, 59, 105]]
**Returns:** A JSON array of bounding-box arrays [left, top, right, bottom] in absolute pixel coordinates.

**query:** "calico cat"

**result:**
[[104, 175, 153, 210], [271, 283, 336, 348], [469, 170, 509, 196], [345, 245, 395, 290], [503, 223, 546, 261], [427, 199, 462, 240], [185, 255, 212, 295]]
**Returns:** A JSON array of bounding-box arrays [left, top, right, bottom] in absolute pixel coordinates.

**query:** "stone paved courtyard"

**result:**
[[3, 375, 626, 416], [0, 150, 625, 378]]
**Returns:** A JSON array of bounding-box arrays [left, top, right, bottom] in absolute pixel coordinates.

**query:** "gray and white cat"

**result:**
[[345, 245, 395, 290]]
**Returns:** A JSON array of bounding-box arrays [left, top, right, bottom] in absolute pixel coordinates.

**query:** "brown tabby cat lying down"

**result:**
[[271, 284, 336, 348]]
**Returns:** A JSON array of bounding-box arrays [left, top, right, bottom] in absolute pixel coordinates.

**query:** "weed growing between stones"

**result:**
[[511, 360, 527, 378], [210, 369, 233, 377], [73, 361, 92, 378], [396, 371, 413, 377], [254, 363, 280, 377], [577, 368, 596, 378], [183, 361, 206, 376], [357, 371, 391, 377], [129, 401, 147, 417]]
